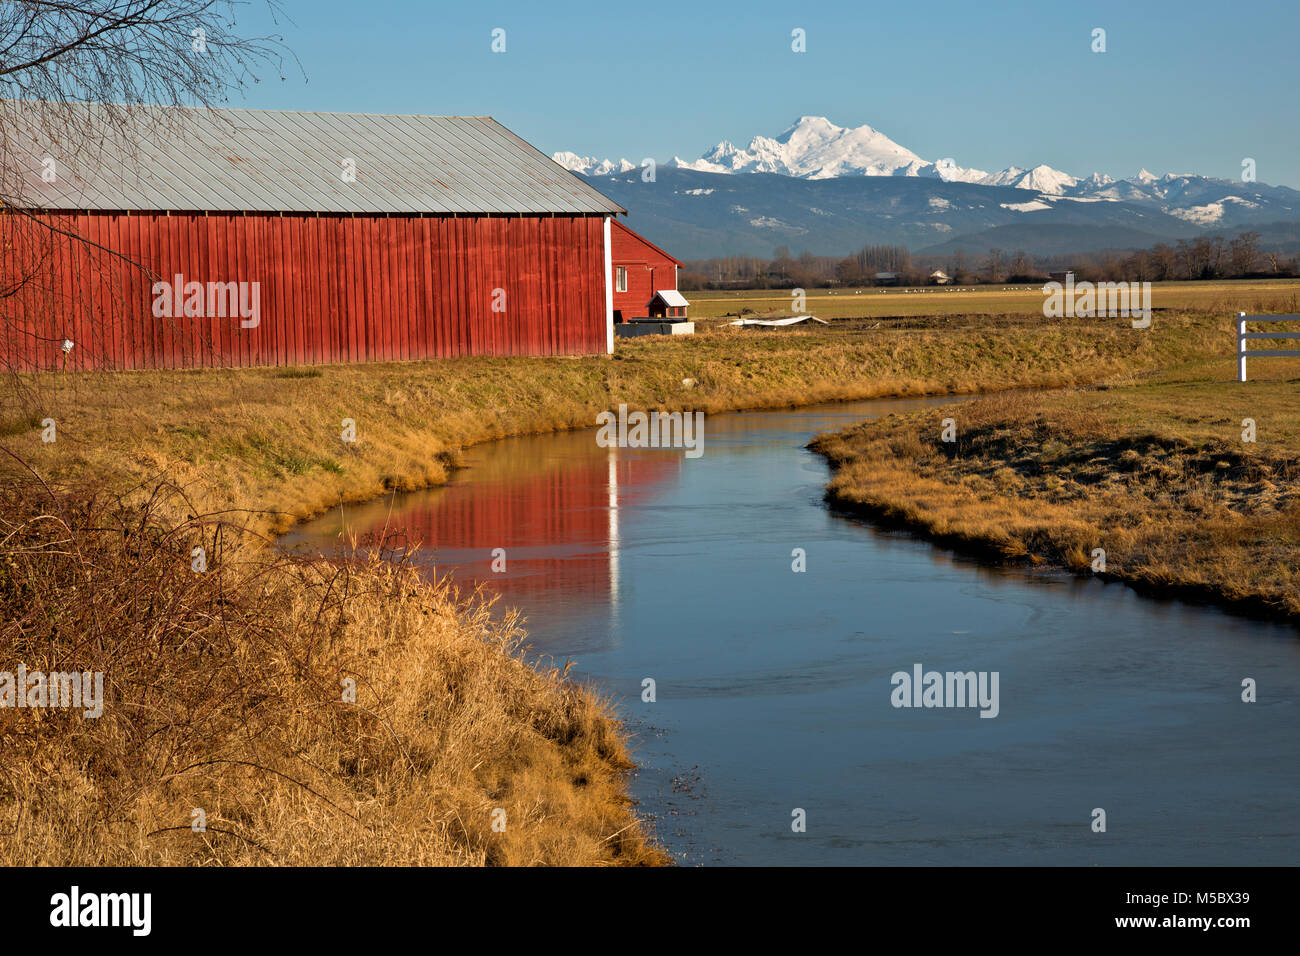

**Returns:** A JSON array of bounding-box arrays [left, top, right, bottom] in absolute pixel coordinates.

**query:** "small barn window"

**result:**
[[616, 266, 627, 293]]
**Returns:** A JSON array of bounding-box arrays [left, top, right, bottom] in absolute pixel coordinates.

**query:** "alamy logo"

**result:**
[[152, 274, 260, 328], [891, 663, 1000, 718], [1043, 273, 1151, 328], [595, 403, 704, 459], [50, 886, 150, 936], [0, 665, 103, 718]]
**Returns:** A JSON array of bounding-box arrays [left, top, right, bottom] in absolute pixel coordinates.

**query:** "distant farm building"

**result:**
[[873, 271, 901, 286], [609, 219, 691, 337], [929, 270, 952, 285], [0, 102, 646, 371], [609, 220, 688, 322], [649, 290, 689, 319]]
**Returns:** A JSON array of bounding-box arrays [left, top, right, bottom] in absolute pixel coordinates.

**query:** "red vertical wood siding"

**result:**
[[610, 220, 680, 321], [0, 210, 609, 371]]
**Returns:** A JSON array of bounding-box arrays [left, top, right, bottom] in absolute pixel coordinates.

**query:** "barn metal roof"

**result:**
[[3, 101, 625, 216]]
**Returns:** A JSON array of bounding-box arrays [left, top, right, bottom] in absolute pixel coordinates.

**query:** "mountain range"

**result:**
[[554, 117, 1300, 260]]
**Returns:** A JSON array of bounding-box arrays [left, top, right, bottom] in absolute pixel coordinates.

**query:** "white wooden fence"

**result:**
[[1237, 312, 1300, 382]]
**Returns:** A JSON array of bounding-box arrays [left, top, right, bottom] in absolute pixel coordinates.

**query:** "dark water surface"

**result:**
[[282, 397, 1300, 865]]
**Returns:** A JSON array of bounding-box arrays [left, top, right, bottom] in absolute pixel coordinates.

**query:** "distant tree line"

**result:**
[[1040, 233, 1297, 283], [678, 231, 1300, 290]]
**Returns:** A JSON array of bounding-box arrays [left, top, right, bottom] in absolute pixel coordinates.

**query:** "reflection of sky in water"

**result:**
[[285, 399, 1300, 867]]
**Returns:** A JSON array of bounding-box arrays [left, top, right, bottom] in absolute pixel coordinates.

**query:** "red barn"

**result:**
[[609, 220, 688, 323], [0, 102, 630, 371]]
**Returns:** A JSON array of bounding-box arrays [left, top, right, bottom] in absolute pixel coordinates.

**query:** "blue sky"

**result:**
[[237, 0, 1300, 187]]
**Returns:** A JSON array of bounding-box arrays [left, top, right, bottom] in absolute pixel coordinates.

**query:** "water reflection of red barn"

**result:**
[[382, 451, 680, 601]]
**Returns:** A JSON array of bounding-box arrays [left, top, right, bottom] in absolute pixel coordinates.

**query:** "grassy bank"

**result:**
[[812, 358, 1300, 623], [3, 311, 1228, 536], [0, 476, 666, 865], [0, 307, 1247, 865]]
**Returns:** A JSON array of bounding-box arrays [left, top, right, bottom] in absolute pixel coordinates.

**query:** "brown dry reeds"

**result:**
[[0, 306, 1260, 864], [812, 378, 1300, 624], [1, 310, 1229, 537], [0, 463, 667, 865]]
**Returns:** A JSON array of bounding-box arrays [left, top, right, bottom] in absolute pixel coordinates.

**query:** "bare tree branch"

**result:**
[[0, 1, 301, 374]]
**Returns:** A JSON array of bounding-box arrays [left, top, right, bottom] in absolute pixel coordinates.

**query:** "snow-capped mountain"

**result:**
[[582, 163, 1300, 260], [670, 115, 929, 179], [555, 117, 1300, 258], [1063, 169, 1286, 224], [551, 151, 636, 177], [978, 164, 1079, 194], [556, 116, 1080, 191], [555, 115, 1300, 215]]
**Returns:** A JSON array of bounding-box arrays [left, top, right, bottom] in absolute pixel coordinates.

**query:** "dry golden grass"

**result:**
[[1, 311, 1227, 534], [812, 358, 1300, 622], [688, 278, 1300, 320], [0, 306, 1247, 866], [0, 474, 667, 865]]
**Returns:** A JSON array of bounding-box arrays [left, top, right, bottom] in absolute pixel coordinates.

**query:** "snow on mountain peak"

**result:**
[[556, 118, 1188, 204], [680, 116, 927, 179], [553, 121, 1299, 247], [1012, 164, 1080, 195], [552, 150, 591, 171], [568, 117, 1083, 190], [782, 115, 841, 138], [551, 151, 635, 176]]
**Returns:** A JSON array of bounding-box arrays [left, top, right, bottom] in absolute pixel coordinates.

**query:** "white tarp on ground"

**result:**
[[727, 315, 829, 327]]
